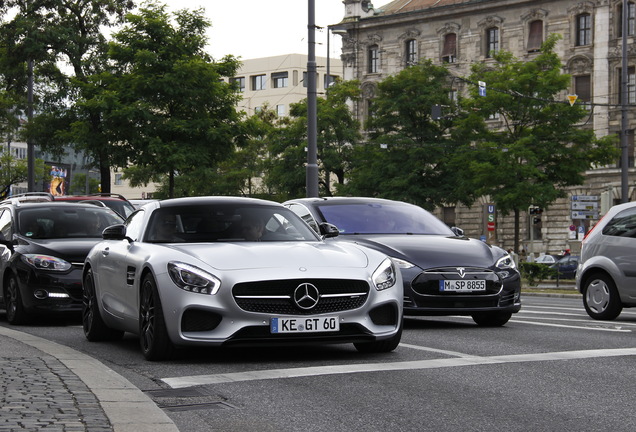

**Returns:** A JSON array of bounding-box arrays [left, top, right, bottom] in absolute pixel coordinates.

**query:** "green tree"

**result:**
[[0, 150, 47, 199], [0, 0, 135, 192], [102, 2, 242, 198], [266, 79, 362, 199], [457, 34, 618, 250], [342, 60, 472, 209]]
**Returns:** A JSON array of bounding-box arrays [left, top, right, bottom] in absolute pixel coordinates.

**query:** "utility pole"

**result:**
[[306, 0, 319, 197], [27, 59, 35, 192], [620, 0, 630, 203]]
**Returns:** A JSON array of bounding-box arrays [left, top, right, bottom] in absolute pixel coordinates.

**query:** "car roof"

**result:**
[[156, 196, 286, 208], [54, 193, 129, 201], [1, 201, 119, 211], [286, 197, 415, 207]]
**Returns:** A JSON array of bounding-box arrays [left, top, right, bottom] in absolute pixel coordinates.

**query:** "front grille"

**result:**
[[233, 279, 369, 315], [411, 267, 502, 296]]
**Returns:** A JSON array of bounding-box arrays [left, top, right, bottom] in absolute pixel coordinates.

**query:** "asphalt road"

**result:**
[[4, 294, 636, 432]]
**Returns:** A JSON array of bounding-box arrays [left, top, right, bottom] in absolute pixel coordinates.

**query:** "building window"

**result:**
[[405, 39, 417, 66], [251, 74, 266, 91], [617, 130, 635, 168], [619, 2, 635, 37], [486, 27, 499, 58], [368, 45, 379, 73], [229, 77, 245, 92], [527, 20, 543, 52], [114, 173, 123, 186], [576, 13, 591, 46], [619, 67, 636, 104], [272, 72, 288, 89], [575, 75, 592, 109], [324, 74, 337, 89], [441, 33, 457, 63], [276, 104, 286, 117]]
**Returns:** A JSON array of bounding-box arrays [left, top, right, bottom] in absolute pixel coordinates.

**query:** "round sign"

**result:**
[[569, 225, 576, 231]]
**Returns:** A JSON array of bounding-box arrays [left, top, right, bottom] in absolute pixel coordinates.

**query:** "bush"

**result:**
[[519, 262, 557, 286]]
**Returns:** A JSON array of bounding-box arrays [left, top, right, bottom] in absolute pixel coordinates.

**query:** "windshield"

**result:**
[[315, 202, 454, 235], [145, 203, 321, 243], [19, 207, 124, 239]]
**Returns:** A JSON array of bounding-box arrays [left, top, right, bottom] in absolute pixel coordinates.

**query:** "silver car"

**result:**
[[577, 201, 636, 320], [82, 196, 403, 360]]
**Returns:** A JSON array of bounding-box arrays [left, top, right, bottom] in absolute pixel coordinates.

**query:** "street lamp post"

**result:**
[[306, 0, 319, 198], [620, 0, 629, 203]]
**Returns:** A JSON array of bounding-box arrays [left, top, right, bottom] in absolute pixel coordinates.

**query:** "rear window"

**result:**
[[602, 207, 636, 238]]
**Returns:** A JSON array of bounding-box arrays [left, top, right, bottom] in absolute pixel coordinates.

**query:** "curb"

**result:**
[[0, 326, 179, 432]]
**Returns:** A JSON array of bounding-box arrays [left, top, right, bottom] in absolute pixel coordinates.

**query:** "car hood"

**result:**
[[18, 237, 102, 262], [333, 234, 504, 269], [169, 242, 372, 271]]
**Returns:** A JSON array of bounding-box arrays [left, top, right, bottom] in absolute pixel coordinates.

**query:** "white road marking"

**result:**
[[508, 319, 631, 332], [161, 347, 636, 388]]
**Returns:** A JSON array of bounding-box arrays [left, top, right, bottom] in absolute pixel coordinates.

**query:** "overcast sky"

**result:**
[[162, 0, 346, 60]]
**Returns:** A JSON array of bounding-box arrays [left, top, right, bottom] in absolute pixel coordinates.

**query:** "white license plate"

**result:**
[[439, 280, 486, 292], [270, 316, 340, 333]]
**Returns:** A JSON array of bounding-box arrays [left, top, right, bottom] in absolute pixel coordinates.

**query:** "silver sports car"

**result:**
[[82, 196, 403, 360]]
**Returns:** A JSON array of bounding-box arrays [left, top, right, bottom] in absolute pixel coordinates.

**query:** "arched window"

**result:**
[[576, 13, 592, 46], [527, 20, 543, 52], [441, 33, 457, 63]]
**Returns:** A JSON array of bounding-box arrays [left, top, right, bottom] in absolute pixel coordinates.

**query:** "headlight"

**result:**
[[168, 262, 221, 295], [372, 258, 397, 291], [21, 254, 71, 271], [496, 254, 516, 270], [392, 257, 416, 269]]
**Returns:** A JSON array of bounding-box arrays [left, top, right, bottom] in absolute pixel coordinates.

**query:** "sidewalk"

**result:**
[[0, 326, 178, 432]]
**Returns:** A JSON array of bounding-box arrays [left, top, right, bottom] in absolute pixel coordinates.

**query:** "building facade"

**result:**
[[224, 54, 343, 117], [333, 0, 635, 257]]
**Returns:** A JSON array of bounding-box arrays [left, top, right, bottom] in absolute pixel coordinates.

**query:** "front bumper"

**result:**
[[16, 265, 84, 314], [402, 266, 522, 316]]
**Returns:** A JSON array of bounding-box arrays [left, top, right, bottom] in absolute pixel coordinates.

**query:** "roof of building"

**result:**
[[377, 0, 475, 15]]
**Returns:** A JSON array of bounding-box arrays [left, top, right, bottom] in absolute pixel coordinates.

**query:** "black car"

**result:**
[[549, 255, 579, 279], [284, 197, 521, 326], [0, 199, 124, 324]]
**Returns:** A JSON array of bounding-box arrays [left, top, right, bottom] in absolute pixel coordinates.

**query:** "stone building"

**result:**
[[332, 0, 635, 258]]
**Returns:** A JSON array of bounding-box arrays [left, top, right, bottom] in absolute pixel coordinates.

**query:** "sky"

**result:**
[[162, 0, 347, 60]]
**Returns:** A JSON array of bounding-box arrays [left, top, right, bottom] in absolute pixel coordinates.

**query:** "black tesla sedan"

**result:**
[[0, 199, 124, 324], [284, 197, 521, 326]]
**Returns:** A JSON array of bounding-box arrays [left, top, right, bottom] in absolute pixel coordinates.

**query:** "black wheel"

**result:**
[[354, 319, 403, 353], [139, 274, 174, 361], [582, 273, 623, 320], [5, 274, 30, 325], [82, 268, 124, 341], [471, 311, 512, 327]]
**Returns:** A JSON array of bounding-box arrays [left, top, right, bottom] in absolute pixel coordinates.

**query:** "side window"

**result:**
[[602, 207, 636, 238], [125, 210, 145, 242], [0, 209, 12, 241], [287, 204, 319, 233]]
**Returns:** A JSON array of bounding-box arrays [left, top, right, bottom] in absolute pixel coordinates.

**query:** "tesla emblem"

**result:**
[[293, 283, 320, 310], [457, 267, 466, 278]]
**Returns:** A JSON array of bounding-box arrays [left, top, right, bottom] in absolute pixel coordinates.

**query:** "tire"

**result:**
[[139, 274, 174, 361], [82, 268, 124, 341], [354, 319, 403, 353], [471, 311, 512, 327], [582, 273, 623, 320], [5, 274, 30, 325]]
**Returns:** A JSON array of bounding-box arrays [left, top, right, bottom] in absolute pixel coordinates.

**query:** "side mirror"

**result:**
[[318, 223, 340, 238], [102, 224, 129, 241], [451, 226, 464, 237]]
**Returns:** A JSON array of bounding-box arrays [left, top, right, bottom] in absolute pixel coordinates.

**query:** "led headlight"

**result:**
[[496, 254, 516, 270], [168, 262, 221, 295], [372, 258, 397, 291], [21, 254, 71, 271]]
